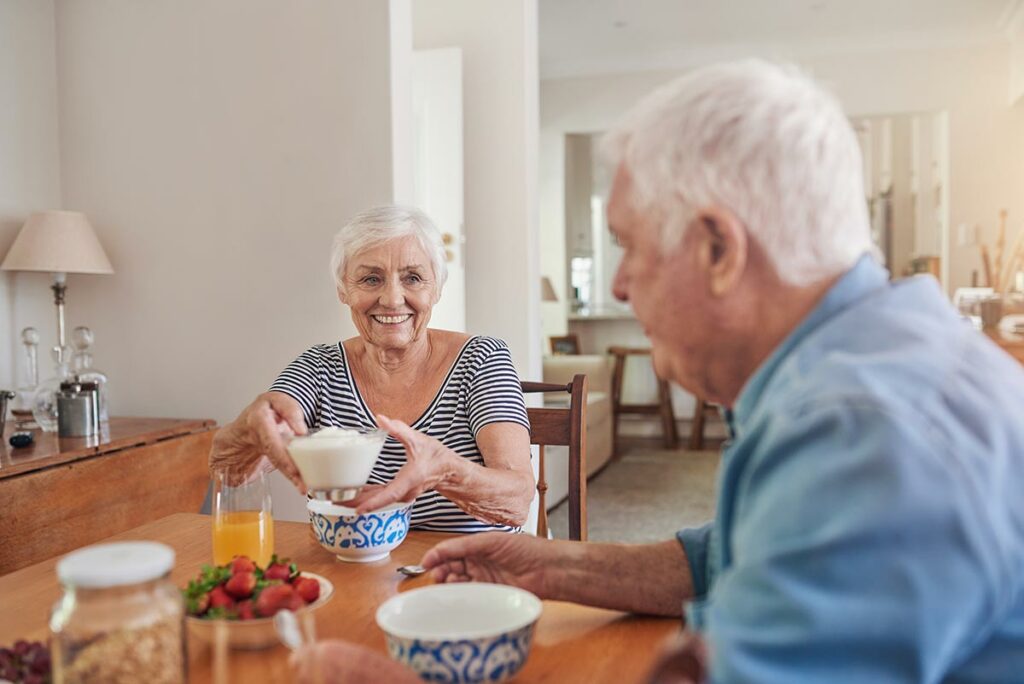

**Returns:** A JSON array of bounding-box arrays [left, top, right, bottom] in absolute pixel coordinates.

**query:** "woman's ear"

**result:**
[[337, 285, 348, 305], [694, 206, 748, 297]]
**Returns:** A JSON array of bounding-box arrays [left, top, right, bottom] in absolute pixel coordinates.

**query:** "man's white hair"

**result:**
[[330, 205, 448, 293], [601, 59, 873, 286]]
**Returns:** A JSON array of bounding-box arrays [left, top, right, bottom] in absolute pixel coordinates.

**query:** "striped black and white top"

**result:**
[[269, 335, 530, 533]]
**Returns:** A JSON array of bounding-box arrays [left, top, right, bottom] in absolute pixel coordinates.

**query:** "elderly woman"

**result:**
[[210, 206, 534, 531]]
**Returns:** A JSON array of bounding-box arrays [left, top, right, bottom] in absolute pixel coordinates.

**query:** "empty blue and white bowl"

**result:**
[[376, 583, 543, 683], [307, 499, 412, 563]]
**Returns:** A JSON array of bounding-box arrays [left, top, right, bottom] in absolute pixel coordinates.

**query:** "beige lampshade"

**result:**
[[541, 276, 558, 302], [1, 211, 113, 275]]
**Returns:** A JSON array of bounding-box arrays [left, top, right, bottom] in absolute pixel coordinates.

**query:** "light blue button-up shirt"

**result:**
[[677, 255, 1024, 683]]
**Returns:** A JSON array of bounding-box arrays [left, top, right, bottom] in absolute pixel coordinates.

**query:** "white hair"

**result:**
[[330, 205, 448, 293], [601, 59, 873, 286]]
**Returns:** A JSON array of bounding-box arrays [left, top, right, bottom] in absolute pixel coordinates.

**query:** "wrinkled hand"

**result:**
[[646, 631, 709, 684], [289, 641, 420, 684], [345, 414, 450, 514], [209, 392, 307, 491], [420, 532, 555, 598]]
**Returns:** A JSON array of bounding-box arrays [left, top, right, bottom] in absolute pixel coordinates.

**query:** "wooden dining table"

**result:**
[[0, 513, 679, 683]]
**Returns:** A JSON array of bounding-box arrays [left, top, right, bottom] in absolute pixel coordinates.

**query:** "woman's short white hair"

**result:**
[[330, 205, 448, 293], [601, 59, 873, 286]]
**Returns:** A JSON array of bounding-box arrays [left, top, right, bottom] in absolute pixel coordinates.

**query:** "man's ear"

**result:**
[[693, 206, 747, 297]]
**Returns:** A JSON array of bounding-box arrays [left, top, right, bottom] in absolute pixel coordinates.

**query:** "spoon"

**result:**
[[274, 609, 304, 651], [397, 564, 427, 577]]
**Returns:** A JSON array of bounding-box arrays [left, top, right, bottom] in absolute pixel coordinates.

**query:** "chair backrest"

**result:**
[[521, 375, 587, 541]]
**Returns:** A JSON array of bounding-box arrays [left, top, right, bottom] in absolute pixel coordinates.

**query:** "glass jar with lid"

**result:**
[[50, 541, 185, 684]]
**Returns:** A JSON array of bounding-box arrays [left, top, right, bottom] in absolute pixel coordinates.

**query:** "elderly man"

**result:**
[[294, 60, 1024, 683]]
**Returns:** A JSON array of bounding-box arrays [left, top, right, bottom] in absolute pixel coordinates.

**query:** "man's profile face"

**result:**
[[607, 166, 709, 397]]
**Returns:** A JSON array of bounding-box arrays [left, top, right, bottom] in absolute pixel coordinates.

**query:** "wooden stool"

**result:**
[[688, 398, 719, 450], [608, 347, 679, 453]]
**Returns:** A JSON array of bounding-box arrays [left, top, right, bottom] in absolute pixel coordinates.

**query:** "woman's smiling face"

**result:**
[[339, 235, 439, 351]]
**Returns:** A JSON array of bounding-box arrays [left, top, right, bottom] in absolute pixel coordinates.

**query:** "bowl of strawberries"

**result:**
[[182, 555, 333, 650]]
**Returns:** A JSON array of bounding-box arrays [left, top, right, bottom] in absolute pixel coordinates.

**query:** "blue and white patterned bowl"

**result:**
[[307, 499, 412, 563], [376, 583, 542, 683]]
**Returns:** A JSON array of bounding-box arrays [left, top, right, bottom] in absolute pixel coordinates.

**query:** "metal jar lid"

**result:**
[[59, 381, 82, 394]]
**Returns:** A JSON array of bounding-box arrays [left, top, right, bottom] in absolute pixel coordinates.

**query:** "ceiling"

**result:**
[[540, 0, 1015, 79]]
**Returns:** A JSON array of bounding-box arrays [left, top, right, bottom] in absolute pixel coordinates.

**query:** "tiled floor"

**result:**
[[547, 434, 723, 543]]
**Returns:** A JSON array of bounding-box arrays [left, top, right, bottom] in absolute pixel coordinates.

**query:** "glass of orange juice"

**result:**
[[212, 468, 274, 567]]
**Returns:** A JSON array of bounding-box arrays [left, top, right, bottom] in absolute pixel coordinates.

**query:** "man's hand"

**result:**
[[646, 631, 709, 684], [344, 414, 450, 513], [289, 641, 420, 684], [420, 532, 557, 599], [209, 392, 307, 490]]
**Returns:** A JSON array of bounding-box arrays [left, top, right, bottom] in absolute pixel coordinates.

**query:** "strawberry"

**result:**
[[193, 592, 211, 615], [255, 583, 295, 618], [293, 577, 320, 604], [286, 591, 306, 612], [264, 563, 291, 582], [208, 585, 235, 610], [230, 556, 256, 575], [224, 571, 256, 599], [236, 599, 256, 621]]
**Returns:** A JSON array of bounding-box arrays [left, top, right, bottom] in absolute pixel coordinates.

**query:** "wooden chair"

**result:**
[[608, 347, 678, 453], [521, 375, 588, 541], [688, 397, 720, 451]]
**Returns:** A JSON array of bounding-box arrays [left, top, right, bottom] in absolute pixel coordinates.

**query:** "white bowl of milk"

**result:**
[[287, 427, 387, 493]]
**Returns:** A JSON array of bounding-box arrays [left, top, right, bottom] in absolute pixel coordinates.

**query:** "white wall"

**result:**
[[414, 0, 542, 382], [47, 0, 407, 424], [27, 0, 412, 519], [0, 0, 62, 394], [412, 48, 466, 332], [541, 42, 1024, 337]]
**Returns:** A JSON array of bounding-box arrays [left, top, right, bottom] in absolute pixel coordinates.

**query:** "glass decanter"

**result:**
[[33, 348, 72, 432], [70, 326, 110, 425], [14, 327, 40, 415]]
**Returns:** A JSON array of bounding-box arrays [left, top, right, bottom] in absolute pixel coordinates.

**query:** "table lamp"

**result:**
[[1, 211, 114, 364]]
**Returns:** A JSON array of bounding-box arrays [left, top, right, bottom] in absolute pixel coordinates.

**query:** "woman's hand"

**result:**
[[290, 641, 420, 684], [345, 414, 451, 513], [209, 392, 307, 491]]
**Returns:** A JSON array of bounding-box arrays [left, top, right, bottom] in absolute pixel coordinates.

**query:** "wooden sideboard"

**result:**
[[0, 417, 216, 575]]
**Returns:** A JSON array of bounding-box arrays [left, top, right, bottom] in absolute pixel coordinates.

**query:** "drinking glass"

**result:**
[[211, 468, 274, 567]]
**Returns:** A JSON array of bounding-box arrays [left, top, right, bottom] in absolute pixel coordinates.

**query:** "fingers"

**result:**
[[290, 640, 422, 684], [211, 394, 308, 491], [421, 533, 493, 572], [341, 484, 385, 510], [646, 631, 709, 684], [376, 414, 417, 448], [339, 483, 384, 506], [267, 391, 307, 436], [288, 643, 320, 683], [253, 406, 305, 491], [208, 426, 239, 471], [353, 477, 415, 515], [288, 641, 352, 684], [429, 559, 471, 585]]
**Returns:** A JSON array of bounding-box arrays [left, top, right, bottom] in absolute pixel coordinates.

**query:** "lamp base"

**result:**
[[51, 273, 68, 365]]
